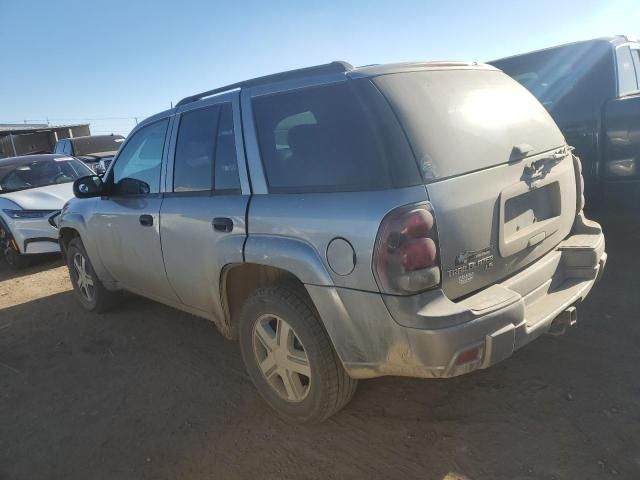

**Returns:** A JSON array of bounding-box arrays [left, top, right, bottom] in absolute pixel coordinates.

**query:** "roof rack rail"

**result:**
[[175, 61, 353, 107]]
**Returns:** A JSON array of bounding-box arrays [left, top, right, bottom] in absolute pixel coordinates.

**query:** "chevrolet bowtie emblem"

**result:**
[[521, 153, 564, 188]]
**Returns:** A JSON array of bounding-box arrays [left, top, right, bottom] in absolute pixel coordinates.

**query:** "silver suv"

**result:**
[[58, 61, 607, 423]]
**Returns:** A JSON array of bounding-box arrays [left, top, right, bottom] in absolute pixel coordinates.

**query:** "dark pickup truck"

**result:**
[[491, 36, 640, 206], [53, 134, 125, 175]]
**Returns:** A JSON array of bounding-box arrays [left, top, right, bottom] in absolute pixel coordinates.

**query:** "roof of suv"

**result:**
[[175, 60, 497, 107]]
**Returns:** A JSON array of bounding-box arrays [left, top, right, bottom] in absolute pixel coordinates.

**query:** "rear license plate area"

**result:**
[[503, 182, 561, 239]]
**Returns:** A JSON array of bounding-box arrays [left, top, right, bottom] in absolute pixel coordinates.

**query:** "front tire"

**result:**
[[65, 237, 119, 312], [2, 245, 29, 270], [239, 284, 357, 423]]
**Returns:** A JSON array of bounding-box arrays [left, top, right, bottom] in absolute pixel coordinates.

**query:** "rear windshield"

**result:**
[[374, 69, 565, 181], [73, 135, 125, 156], [252, 79, 420, 193]]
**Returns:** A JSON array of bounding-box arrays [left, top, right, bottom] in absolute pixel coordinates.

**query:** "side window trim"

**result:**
[[231, 93, 251, 195], [213, 103, 242, 194]]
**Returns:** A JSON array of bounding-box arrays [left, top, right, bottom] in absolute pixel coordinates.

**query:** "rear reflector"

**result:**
[[455, 347, 481, 365]]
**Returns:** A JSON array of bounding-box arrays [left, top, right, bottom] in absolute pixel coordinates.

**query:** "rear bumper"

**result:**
[[308, 213, 606, 380]]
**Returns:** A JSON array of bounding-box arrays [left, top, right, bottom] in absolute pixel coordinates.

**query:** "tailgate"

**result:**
[[373, 68, 577, 299], [427, 147, 576, 299]]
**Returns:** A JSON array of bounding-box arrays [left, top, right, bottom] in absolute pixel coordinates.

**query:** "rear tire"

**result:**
[[239, 284, 357, 423], [65, 237, 119, 313]]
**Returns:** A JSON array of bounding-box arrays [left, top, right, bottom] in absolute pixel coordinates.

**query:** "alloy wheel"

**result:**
[[73, 252, 95, 302], [252, 314, 311, 402]]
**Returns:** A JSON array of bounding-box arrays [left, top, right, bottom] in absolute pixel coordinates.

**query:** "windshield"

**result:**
[[73, 136, 125, 156], [0, 157, 93, 193]]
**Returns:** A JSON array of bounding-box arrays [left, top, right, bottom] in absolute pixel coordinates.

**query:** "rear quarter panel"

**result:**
[[246, 186, 429, 291]]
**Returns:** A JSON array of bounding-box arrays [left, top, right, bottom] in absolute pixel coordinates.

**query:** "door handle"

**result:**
[[213, 217, 233, 233], [139, 214, 154, 227]]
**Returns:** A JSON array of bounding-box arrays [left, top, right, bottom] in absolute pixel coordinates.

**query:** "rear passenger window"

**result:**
[[214, 103, 241, 192], [252, 80, 420, 193], [173, 106, 219, 192], [616, 46, 639, 96], [173, 103, 241, 193]]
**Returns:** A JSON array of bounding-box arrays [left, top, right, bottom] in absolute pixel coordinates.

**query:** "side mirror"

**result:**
[[117, 177, 151, 195], [73, 175, 105, 198]]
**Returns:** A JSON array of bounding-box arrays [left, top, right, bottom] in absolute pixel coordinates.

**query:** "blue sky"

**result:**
[[1, 0, 638, 135]]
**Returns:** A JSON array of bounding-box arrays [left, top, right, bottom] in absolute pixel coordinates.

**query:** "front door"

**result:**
[[160, 94, 250, 318], [90, 117, 179, 302]]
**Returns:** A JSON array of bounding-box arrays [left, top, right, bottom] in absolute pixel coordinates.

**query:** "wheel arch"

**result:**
[[57, 214, 116, 288], [221, 263, 314, 340], [220, 235, 335, 340], [59, 226, 80, 253]]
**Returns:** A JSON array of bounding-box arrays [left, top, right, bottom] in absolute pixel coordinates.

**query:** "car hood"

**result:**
[[0, 182, 75, 210]]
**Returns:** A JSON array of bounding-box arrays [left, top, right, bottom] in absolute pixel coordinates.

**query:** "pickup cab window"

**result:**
[[616, 46, 639, 96], [631, 46, 640, 88]]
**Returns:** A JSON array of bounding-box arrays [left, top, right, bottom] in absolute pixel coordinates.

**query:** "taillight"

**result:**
[[373, 202, 441, 294]]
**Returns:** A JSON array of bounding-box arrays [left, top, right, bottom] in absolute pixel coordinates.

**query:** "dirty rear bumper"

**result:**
[[307, 213, 606, 380]]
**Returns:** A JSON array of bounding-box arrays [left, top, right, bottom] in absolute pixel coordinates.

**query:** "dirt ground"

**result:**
[[1, 210, 639, 480]]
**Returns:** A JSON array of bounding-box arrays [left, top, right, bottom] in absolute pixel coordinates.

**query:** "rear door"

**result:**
[[375, 68, 577, 299], [160, 92, 250, 317]]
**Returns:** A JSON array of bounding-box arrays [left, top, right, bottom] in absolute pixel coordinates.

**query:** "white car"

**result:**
[[0, 154, 93, 269]]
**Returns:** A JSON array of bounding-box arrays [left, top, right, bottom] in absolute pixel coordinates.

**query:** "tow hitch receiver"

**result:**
[[548, 306, 577, 336]]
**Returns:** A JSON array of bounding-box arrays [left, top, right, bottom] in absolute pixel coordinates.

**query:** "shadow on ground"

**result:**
[[0, 253, 64, 282], [0, 210, 639, 480]]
